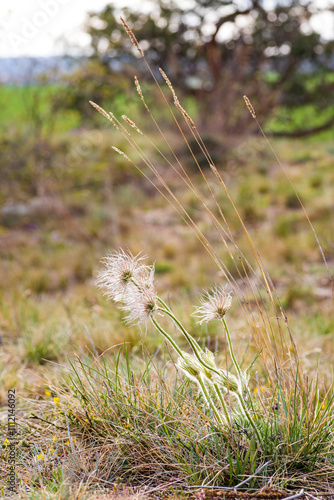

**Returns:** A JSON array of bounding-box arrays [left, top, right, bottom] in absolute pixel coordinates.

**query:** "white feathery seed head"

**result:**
[[96, 249, 154, 303], [194, 286, 232, 324], [238, 370, 250, 393], [122, 285, 157, 325]]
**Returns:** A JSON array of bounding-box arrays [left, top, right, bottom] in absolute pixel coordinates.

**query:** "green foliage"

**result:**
[[0, 83, 80, 134], [155, 260, 174, 274]]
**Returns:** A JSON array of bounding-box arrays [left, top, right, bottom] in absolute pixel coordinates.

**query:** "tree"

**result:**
[[85, 0, 334, 137]]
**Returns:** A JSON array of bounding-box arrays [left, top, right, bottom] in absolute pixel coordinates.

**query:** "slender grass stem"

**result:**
[[157, 296, 173, 313], [221, 317, 258, 415], [222, 317, 257, 416]]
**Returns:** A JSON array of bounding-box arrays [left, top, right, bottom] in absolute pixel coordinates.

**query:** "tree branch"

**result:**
[[213, 6, 254, 38], [268, 116, 334, 138]]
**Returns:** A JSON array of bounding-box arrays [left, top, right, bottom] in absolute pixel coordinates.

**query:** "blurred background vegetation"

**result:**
[[0, 0, 333, 401]]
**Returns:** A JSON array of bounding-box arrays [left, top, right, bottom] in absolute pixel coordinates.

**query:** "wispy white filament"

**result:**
[[97, 249, 157, 324], [96, 249, 153, 303], [122, 285, 157, 325], [194, 286, 232, 324]]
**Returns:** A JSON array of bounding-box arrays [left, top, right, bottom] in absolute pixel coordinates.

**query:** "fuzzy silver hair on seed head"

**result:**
[[121, 285, 157, 325], [194, 286, 232, 324], [96, 249, 153, 303]]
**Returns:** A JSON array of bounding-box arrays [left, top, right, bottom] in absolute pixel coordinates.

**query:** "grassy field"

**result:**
[[0, 78, 334, 498]]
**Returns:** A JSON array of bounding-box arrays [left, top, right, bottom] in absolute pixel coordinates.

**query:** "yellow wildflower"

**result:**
[[254, 386, 267, 394]]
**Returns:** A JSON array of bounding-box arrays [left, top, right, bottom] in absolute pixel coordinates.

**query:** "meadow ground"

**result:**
[[0, 83, 334, 497]]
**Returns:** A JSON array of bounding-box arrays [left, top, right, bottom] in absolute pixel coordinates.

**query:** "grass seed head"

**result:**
[[243, 95, 256, 119], [134, 76, 150, 111], [159, 67, 195, 128], [120, 17, 144, 57], [89, 100, 110, 119], [122, 115, 143, 134], [89, 101, 120, 130], [112, 146, 131, 162]]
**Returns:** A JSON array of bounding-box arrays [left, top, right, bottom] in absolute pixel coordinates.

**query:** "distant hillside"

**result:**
[[0, 56, 81, 84]]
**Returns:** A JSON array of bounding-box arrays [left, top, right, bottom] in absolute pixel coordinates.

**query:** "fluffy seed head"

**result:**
[[122, 285, 157, 325], [96, 249, 153, 303], [200, 348, 216, 368], [194, 286, 232, 324]]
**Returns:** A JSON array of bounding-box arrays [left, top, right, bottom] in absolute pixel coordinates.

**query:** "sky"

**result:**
[[0, 0, 333, 58], [0, 0, 125, 57]]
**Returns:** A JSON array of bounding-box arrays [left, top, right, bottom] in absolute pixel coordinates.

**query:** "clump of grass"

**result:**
[[45, 345, 334, 491]]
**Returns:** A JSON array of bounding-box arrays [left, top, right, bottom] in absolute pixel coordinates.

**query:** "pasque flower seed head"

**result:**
[[96, 249, 153, 303], [194, 286, 232, 324], [122, 285, 157, 325]]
